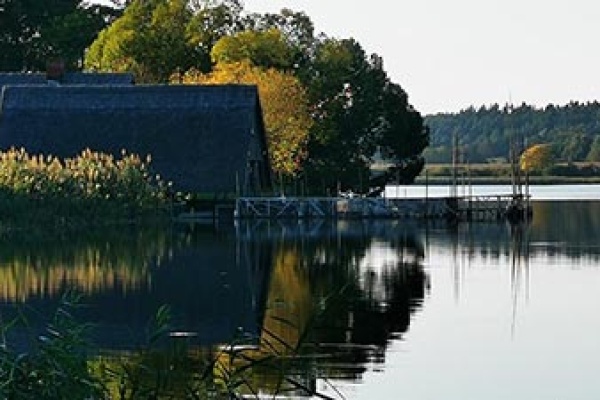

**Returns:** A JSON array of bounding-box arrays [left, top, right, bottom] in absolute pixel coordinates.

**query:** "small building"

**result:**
[[0, 74, 271, 196]]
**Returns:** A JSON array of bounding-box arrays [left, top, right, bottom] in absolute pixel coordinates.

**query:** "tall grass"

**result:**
[[1, 296, 335, 399], [0, 292, 105, 399], [0, 148, 172, 232]]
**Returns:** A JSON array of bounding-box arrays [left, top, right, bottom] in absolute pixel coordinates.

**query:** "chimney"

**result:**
[[46, 59, 65, 83]]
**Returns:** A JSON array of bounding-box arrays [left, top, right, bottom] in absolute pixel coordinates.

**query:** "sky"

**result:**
[[240, 0, 600, 114], [95, 0, 600, 114]]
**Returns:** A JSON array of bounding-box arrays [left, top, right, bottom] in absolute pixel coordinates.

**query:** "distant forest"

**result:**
[[424, 102, 600, 163]]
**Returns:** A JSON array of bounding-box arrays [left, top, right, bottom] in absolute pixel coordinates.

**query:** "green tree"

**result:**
[[556, 131, 592, 162], [85, 0, 200, 82], [377, 81, 429, 185], [241, 8, 316, 73], [301, 38, 427, 193], [211, 29, 295, 69], [186, 0, 244, 73], [586, 136, 600, 162], [425, 101, 600, 164], [0, 1, 119, 71]]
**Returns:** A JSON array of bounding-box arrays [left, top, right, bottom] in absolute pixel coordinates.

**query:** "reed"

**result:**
[[0, 148, 172, 232], [0, 295, 335, 399]]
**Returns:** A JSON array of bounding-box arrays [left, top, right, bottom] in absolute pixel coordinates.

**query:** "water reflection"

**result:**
[[1, 200, 600, 398], [0, 224, 268, 350], [213, 220, 429, 396], [0, 220, 429, 397], [0, 226, 169, 302]]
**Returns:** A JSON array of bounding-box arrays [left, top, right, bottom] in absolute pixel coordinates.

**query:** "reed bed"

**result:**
[[0, 148, 172, 232]]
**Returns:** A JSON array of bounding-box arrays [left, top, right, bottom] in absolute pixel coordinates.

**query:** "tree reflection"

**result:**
[[0, 225, 171, 302], [217, 220, 429, 396]]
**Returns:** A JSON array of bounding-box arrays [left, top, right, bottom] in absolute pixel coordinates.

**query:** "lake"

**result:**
[[385, 183, 600, 200], [1, 185, 599, 399]]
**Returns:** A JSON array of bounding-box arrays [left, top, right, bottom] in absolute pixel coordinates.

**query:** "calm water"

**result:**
[[385, 183, 600, 200], [1, 185, 600, 399]]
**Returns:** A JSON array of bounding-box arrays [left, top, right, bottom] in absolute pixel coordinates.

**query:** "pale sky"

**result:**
[[242, 0, 600, 114], [94, 0, 600, 114]]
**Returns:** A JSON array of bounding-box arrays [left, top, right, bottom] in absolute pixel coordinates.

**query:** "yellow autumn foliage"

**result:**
[[520, 144, 554, 172], [214, 247, 313, 394], [175, 61, 313, 177]]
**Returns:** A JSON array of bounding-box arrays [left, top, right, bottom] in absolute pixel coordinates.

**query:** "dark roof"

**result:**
[[0, 72, 134, 86], [0, 84, 271, 194], [62, 72, 135, 85], [0, 73, 47, 86]]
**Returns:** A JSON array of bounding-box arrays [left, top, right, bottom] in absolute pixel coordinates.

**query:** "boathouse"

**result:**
[[0, 74, 271, 195]]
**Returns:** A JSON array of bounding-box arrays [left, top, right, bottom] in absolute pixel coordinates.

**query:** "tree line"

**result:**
[[425, 102, 600, 164], [1, 0, 429, 195]]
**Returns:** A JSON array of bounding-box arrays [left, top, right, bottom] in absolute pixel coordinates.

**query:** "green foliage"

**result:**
[[425, 102, 600, 164], [85, 0, 198, 82], [586, 136, 600, 161], [0, 292, 105, 399], [86, 0, 245, 82], [211, 29, 295, 69], [302, 39, 428, 192], [0, 1, 120, 71]]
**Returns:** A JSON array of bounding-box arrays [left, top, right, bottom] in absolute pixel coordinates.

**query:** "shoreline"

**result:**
[[413, 176, 600, 185]]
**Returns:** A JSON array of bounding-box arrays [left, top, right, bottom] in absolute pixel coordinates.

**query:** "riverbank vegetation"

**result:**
[[425, 102, 600, 164], [0, 148, 171, 234], [411, 161, 600, 184]]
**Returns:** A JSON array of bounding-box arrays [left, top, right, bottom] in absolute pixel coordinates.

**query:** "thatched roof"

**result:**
[[0, 73, 47, 85], [0, 84, 271, 194], [62, 72, 134, 85], [0, 72, 134, 86]]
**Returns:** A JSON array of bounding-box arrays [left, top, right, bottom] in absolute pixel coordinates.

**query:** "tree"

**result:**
[[520, 144, 554, 173], [211, 29, 295, 70], [300, 38, 427, 193], [425, 101, 600, 165], [586, 136, 600, 162], [85, 0, 199, 82], [186, 0, 245, 72], [85, 0, 246, 82], [241, 8, 316, 73], [178, 61, 312, 179], [0, 1, 119, 71], [377, 81, 429, 185]]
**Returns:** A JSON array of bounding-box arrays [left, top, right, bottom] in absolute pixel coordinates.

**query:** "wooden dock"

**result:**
[[234, 194, 531, 222]]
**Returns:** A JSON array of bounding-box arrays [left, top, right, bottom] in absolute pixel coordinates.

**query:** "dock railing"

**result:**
[[235, 194, 531, 222]]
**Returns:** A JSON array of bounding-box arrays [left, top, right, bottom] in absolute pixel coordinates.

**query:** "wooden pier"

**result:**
[[234, 194, 531, 222]]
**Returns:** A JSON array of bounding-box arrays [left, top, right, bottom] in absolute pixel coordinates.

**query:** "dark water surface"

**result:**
[[1, 190, 600, 399]]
